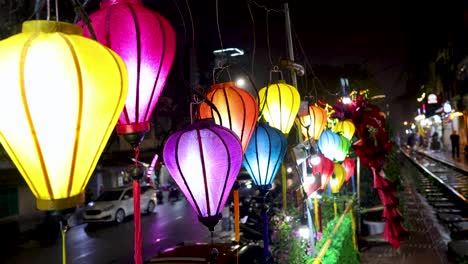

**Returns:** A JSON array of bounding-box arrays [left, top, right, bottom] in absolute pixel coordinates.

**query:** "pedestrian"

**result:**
[[450, 130, 460, 159]]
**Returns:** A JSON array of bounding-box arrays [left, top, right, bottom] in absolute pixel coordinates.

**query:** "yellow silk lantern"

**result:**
[[298, 104, 328, 140], [0, 21, 128, 210], [258, 80, 300, 135], [333, 119, 355, 141], [330, 163, 346, 194]]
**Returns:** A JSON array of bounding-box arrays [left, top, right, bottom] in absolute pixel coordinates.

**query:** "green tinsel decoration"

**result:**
[[307, 214, 360, 264]]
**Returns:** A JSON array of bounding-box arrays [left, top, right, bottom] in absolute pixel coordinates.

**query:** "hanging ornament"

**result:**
[[333, 119, 355, 141], [0, 20, 127, 210], [81, 0, 176, 144], [342, 157, 356, 183], [334, 135, 351, 162], [317, 130, 341, 161], [198, 82, 258, 152], [330, 163, 346, 194], [243, 122, 287, 189], [163, 120, 243, 231], [298, 104, 328, 141], [310, 154, 334, 191], [258, 80, 300, 135]]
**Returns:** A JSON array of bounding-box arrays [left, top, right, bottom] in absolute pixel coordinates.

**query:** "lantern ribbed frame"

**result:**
[[198, 82, 258, 152], [243, 122, 287, 189], [0, 21, 128, 210], [310, 154, 334, 191], [317, 129, 341, 161], [163, 121, 243, 229], [258, 80, 300, 135], [330, 163, 346, 193], [342, 157, 356, 182], [299, 104, 328, 140], [82, 0, 176, 135], [333, 119, 355, 141], [334, 135, 351, 162]]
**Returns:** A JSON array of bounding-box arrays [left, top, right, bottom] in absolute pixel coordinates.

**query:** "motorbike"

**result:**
[[168, 187, 180, 202]]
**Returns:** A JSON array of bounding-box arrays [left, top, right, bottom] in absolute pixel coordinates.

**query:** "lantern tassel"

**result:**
[[133, 146, 142, 264], [233, 189, 240, 242], [133, 180, 142, 264]]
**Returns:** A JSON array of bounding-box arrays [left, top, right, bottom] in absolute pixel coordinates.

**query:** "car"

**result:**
[[82, 185, 157, 224], [145, 242, 264, 264]]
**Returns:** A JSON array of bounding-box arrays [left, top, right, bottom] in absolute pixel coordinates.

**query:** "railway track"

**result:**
[[403, 149, 468, 262]]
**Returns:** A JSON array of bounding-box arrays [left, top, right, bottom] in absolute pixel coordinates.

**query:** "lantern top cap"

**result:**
[[22, 20, 82, 35], [268, 80, 286, 85], [101, 0, 142, 8], [211, 82, 237, 89]]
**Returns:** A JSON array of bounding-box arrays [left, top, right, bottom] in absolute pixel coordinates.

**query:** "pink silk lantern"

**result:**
[[310, 154, 334, 191], [342, 157, 356, 183], [81, 2, 175, 263], [163, 121, 243, 231], [81, 0, 176, 137]]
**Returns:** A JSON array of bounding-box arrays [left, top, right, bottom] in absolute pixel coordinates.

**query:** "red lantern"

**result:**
[[310, 154, 334, 191], [342, 157, 356, 183]]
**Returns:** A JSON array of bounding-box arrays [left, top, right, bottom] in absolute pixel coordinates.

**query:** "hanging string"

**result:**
[[133, 146, 142, 264], [214, 0, 231, 79], [54, 0, 59, 21], [266, 10, 273, 66], [249, 0, 283, 13], [246, 0, 256, 76], [185, 0, 195, 48], [46, 0, 50, 20]]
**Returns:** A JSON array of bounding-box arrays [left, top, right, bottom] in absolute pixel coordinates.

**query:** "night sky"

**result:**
[[83, 0, 468, 130]]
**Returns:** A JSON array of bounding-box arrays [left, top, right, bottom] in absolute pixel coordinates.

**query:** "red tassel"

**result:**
[[133, 180, 142, 264]]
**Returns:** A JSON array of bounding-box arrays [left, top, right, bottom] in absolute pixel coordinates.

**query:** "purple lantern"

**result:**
[[163, 121, 243, 230]]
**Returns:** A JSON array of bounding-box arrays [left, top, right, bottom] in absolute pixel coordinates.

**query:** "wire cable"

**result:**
[[185, 0, 195, 48], [215, 0, 224, 50], [250, 0, 282, 13], [266, 10, 273, 66], [246, 0, 256, 76]]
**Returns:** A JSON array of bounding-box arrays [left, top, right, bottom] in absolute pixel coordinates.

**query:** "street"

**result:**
[[4, 194, 230, 264]]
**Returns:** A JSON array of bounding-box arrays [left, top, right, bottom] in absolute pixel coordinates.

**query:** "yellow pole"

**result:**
[[233, 189, 240, 242], [60, 221, 66, 264], [281, 164, 287, 212], [314, 196, 320, 231], [333, 197, 338, 218], [349, 206, 358, 250], [313, 200, 354, 264]]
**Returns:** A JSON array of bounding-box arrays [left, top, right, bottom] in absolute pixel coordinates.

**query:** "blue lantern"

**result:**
[[317, 130, 341, 161], [243, 122, 287, 190], [243, 122, 287, 260]]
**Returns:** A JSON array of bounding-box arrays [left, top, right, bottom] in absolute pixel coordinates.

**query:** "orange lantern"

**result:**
[[198, 82, 258, 152], [298, 104, 328, 141]]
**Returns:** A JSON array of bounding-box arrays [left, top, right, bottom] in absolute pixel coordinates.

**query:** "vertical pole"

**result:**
[[306, 198, 316, 256], [357, 157, 361, 234], [281, 164, 287, 212], [60, 220, 66, 264], [284, 3, 297, 88]]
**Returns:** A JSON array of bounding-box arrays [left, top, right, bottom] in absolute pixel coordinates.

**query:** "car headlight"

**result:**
[[102, 205, 115, 211]]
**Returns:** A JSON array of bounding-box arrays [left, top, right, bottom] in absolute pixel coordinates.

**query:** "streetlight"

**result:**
[[235, 78, 246, 87]]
